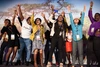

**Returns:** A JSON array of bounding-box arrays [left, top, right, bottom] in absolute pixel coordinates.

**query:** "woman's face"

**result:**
[[36, 19, 41, 25], [4, 20, 9, 27], [58, 15, 63, 22], [74, 18, 79, 24], [95, 13, 100, 22]]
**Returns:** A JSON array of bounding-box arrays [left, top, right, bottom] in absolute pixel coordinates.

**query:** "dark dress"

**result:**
[[1, 25, 20, 48]]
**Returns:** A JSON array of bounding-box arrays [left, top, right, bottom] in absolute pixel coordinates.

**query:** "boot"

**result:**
[[15, 60, 21, 65], [40, 53, 43, 67], [34, 54, 38, 67], [5, 61, 9, 66]]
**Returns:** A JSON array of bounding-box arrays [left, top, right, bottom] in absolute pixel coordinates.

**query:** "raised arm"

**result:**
[[41, 13, 48, 23], [49, 11, 56, 23], [61, 11, 67, 22], [88, 1, 95, 23], [41, 13, 50, 31], [17, 4, 24, 21], [67, 5, 74, 27], [80, 5, 85, 24], [30, 11, 35, 27], [18, 16, 22, 26], [51, 5, 54, 12], [12, 10, 17, 25]]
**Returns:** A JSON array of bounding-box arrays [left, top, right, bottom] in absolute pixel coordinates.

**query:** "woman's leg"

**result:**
[[93, 37, 100, 67], [77, 39, 83, 67], [58, 37, 64, 67], [11, 46, 18, 62], [67, 52, 71, 64], [72, 40, 77, 67], [5, 47, 13, 65], [34, 49, 38, 67], [47, 38, 57, 66], [39, 49, 43, 67]]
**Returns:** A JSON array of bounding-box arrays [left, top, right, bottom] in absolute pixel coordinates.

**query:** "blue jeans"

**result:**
[[17, 37, 31, 62]]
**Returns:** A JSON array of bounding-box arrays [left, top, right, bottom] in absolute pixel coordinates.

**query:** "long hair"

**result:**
[[26, 17, 30, 22], [4, 19, 11, 25], [56, 15, 68, 31], [78, 20, 81, 25], [34, 18, 41, 24]]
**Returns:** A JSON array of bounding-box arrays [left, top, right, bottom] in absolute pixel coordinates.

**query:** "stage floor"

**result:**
[[0, 64, 98, 67]]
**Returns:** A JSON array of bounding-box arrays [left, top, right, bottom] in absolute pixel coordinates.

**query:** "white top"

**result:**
[[49, 14, 56, 36], [21, 19, 32, 38], [41, 22, 50, 32], [66, 31, 72, 42]]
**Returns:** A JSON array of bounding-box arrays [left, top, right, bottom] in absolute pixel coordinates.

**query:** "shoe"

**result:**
[[15, 60, 21, 65], [56, 62, 59, 67], [34, 62, 38, 67], [0, 62, 2, 65], [59, 64, 63, 67], [26, 61, 29, 66], [46, 64, 51, 67], [5, 61, 9, 66]]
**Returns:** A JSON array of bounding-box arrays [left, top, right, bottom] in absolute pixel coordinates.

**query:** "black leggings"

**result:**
[[87, 36, 97, 67], [48, 36, 64, 63], [93, 36, 100, 67]]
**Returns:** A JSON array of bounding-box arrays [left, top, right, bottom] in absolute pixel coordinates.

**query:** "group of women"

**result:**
[[0, 1, 100, 67]]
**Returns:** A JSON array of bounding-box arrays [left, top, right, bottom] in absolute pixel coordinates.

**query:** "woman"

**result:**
[[88, 1, 100, 67], [67, 5, 86, 67], [46, 14, 68, 67], [1, 10, 20, 65], [66, 25, 72, 66], [0, 18, 10, 65], [30, 18, 45, 67]]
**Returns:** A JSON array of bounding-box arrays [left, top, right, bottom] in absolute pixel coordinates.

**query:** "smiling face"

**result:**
[[94, 13, 100, 22], [4, 19, 11, 26], [58, 15, 63, 22], [35, 18, 41, 25], [74, 18, 80, 24]]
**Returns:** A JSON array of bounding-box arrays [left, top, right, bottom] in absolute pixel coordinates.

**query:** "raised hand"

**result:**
[[14, 9, 18, 16], [67, 5, 71, 12], [30, 10, 34, 15], [17, 4, 24, 21], [51, 5, 54, 11], [17, 4, 21, 7], [83, 5, 86, 12], [61, 11, 65, 17], [90, 1, 93, 8], [41, 12, 45, 18]]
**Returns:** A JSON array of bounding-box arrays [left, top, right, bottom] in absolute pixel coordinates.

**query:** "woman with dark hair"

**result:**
[[1, 10, 20, 65], [88, 1, 100, 67], [67, 5, 86, 67], [0, 19, 10, 65], [30, 17, 45, 67], [66, 25, 72, 66], [46, 13, 68, 67]]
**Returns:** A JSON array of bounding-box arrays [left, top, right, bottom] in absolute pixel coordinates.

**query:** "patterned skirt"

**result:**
[[32, 39, 45, 54]]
